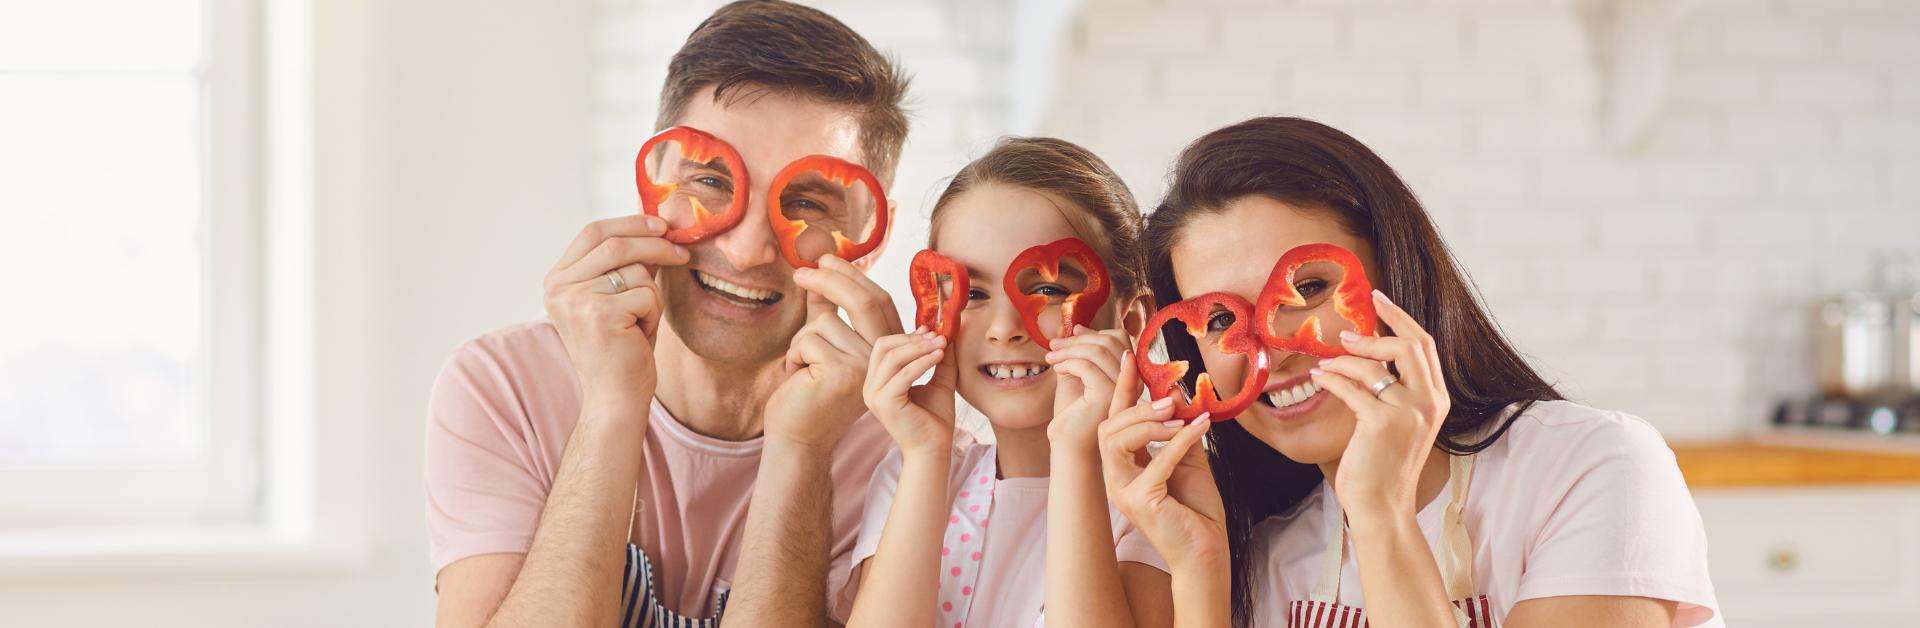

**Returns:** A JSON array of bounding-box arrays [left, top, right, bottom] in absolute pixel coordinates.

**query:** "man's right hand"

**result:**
[[542, 214, 690, 409]]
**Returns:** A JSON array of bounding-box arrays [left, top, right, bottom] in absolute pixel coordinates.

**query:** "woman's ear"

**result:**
[[1122, 291, 1155, 340]]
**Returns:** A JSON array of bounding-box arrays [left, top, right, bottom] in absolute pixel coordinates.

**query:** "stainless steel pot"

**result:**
[[1817, 291, 1898, 397]]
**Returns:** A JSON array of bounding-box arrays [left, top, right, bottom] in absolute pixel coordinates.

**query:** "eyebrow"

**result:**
[[966, 266, 989, 282], [780, 176, 850, 202], [677, 156, 732, 177]]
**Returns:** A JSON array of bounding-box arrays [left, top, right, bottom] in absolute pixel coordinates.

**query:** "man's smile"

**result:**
[[692, 269, 783, 309]]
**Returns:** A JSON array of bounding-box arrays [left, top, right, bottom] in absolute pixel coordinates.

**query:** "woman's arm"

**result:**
[[845, 329, 959, 627], [1097, 355, 1232, 628], [1044, 329, 1173, 628]]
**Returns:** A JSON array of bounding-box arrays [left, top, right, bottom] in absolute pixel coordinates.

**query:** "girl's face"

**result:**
[[933, 184, 1118, 431], [1168, 196, 1378, 465]]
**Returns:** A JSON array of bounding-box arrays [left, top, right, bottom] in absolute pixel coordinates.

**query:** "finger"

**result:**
[[1106, 415, 1186, 456], [884, 346, 946, 402], [552, 215, 670, 272], [1136, 415, 1211, 489], [1316, 355, 1392, 398], [803, 312, 877, 358], [1311, 367, 1392, 417], [1099, 395, 1176, 442], [1099, 399, 1173, 479], [1052, 358, 1115, 401], [1339, 330, 1438, 399], [1109, 350, 1144, 419], [1044, 343, 1122, 384], [561, 235, 689, 285], [795, 257, 902, 341], [872, 335, 940, 389], [1366, 290, 1443, 392]]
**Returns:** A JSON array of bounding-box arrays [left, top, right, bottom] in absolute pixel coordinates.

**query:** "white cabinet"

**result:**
[[1694, 486, 1920, 627]]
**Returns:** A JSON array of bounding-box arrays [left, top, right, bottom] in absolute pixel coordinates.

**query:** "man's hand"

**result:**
[[542, 215, 690, 409], [763, 255, 905, 454]]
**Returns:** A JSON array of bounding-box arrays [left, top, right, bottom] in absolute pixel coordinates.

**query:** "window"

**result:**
[[0, 0, 270, 538]]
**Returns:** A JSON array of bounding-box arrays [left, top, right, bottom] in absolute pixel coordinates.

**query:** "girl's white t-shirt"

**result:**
[[1249, 400, 1722, 628], [841, 440, 1170, 627]]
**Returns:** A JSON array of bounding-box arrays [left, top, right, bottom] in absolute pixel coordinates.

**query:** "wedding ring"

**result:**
[[605, 270, 627, 293], [1368, 374, 1398, 397]]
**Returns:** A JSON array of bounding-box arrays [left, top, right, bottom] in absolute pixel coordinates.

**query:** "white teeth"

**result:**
[[1266, 381, 1322, 408], [985, 365, 1048, 380], [695, 270, 775, 303]]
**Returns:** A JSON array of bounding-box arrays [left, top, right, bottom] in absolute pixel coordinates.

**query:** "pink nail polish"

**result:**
[[1151, 397, 1172, 410], [1162, 419, 1184, 428]]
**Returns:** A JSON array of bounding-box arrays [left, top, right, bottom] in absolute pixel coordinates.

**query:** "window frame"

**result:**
[[0, 0, 341, 579]]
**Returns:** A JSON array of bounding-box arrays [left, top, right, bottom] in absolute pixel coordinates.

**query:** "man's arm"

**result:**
[[434, 215, 686, 628], [723, 256, 904, 627]]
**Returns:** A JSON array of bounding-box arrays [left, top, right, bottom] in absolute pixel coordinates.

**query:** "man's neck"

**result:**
[[649, 316, 788, 443]]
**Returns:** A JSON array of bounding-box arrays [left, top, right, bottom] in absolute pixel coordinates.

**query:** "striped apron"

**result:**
[[1288, 454, 1494, 628], [620, 544, 729, 628]]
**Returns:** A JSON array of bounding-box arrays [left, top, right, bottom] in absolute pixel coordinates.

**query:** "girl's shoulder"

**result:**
[[1479, 399, 1676, 468]]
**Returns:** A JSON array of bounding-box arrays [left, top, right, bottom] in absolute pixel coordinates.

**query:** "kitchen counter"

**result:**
[[1670, 430, 1920, 488]]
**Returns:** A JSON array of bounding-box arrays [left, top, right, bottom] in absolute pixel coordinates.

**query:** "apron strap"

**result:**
[[1306, 453, 1479, 627]]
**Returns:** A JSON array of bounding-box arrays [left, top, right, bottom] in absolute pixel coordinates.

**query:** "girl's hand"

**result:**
[[1045, 325, 1131, 452], [1098, 356, 1229, 569], [862, 327, 958, 458], [1311, 290, 1451, 519]]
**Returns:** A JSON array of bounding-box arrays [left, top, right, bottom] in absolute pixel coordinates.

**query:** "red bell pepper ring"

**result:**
[[1133, 292, 1272, 422], [909, 249, 968, 338], [767, 155, 892, 269], [1254, 243, 1378, 359], [634, 126, 750, 244], [1003, 237, 1111, 346]]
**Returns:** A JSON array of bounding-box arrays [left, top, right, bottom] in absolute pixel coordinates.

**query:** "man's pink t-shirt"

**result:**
[[425, 317, 894, 620], [1249, 400, 1722, 628], [842, 441, 1170, 626]]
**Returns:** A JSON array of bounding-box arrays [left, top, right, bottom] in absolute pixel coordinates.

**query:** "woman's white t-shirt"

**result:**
[[1248, 400, 1721, 627]]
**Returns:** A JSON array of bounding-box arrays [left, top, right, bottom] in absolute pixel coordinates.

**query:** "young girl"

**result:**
[[1102, 118, 1720, 628], [840, 138, 1175, 628]]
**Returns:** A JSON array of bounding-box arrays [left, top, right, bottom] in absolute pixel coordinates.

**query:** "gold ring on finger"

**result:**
[[605, 270, 627, 293], [1368, 374, 1398, 397]]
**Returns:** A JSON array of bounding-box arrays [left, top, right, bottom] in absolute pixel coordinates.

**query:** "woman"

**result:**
[[1099, 117, 1719, 628]]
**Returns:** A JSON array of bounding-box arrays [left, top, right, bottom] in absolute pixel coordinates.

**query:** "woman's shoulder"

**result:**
[[1489, 399, 1675, 464]]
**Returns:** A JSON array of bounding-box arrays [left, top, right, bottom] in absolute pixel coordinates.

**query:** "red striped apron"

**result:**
[[1287, 454, 1494, 628]]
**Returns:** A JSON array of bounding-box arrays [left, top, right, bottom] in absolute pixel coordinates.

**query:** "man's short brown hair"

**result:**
[[658, 0, 911, 186]]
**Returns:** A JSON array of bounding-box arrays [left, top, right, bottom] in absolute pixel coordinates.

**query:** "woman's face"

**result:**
[[1168, 196, 1378, 465], [934, 184, 1118, 431]]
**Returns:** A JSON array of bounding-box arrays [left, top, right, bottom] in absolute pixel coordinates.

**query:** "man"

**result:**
[[426, 2, 909, 626]]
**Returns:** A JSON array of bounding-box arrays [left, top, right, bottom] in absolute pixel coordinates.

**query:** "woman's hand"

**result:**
[[1311, 290, 1451, 518], [861, 327, 958, 459], [1098, 356, 1229, 570], [1045, 325, 1131, 452]]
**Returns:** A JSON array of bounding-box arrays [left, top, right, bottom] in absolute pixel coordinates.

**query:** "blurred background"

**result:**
[[0, 0, 1916, 625]]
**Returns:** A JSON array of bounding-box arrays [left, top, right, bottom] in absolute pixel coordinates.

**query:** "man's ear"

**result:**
[[851, 199, 897, 273], [1122, 290, 1155, 340]]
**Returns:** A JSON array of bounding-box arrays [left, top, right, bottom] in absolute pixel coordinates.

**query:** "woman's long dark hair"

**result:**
[[1141, 117, 1562, 627]]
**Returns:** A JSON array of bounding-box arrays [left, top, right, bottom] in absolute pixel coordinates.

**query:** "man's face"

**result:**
[[656, 87, 868, 366]]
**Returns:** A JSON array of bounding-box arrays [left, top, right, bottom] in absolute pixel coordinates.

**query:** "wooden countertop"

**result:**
[[1671, 431, 1920, 488]]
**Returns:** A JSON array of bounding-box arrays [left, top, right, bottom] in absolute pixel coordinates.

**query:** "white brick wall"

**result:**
[[596, 0, 1920, 440]]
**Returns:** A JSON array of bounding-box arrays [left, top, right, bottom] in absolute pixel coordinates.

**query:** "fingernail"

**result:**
[[1121, 350, 1133, 362], [1151, 397, 1172, 410], [794, 268, 813, 280], [1162, 419, 1184, 428], [1194, 413, 1212, 425], [646, 216, 666, 232], [1310, 368, 1324, 376], [1044, 351, 1060, 361], [675, 245, 690, 258], [1372, 289, 1390, 304], [1339, 330, 1361, 342], [1318, 358, 1332, 366], [1048, 338, 1063, 350], [931, 335, 946, 346], [1075, 325, 1093, 335], [914, 325, 927, 334]]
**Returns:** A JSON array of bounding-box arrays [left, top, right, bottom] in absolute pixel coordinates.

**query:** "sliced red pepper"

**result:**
[[767, 155, 891, 269], [633, 126, 750, 244], [1254, 243, 1378, 359], [909, 249, 968, 338], [1133, 292, 1272, 422], [1002, 237, 1111, 346]]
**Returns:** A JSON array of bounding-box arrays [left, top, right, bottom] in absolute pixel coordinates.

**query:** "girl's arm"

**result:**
[[1097, 357, 1232, 628], [1044, 328, 1173, 628], [846, 329, 959, 628]]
